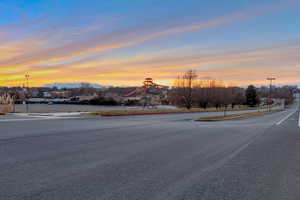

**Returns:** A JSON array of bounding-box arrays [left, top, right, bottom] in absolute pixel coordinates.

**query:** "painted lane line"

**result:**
[[298, 111, 300, 127], [0, 117, 81, 122], [276, 110, 298, 125]]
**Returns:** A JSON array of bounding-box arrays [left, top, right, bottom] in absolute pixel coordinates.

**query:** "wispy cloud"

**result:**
[[1, 0, 297, 68], [9, 40, 296, 86], [1, 0, 300, 86], [2, 40, 300, 86]]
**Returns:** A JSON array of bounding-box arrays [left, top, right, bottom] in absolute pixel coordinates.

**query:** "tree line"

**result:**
[[169, 70, 296, 110]]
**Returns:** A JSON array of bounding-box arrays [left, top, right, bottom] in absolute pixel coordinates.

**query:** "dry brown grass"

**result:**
[[91, 105, 273, 117], [195, 109, 283, 122]]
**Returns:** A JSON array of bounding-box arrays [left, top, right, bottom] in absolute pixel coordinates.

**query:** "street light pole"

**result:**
[[25, 73, 30, 113], [267, 77, 276, 112]]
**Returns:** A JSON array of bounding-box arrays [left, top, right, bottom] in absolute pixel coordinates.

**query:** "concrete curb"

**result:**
[[98, 108, 270, 117]]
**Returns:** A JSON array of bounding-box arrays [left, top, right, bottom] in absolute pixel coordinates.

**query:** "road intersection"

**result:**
[[0, 103, 300, 200]]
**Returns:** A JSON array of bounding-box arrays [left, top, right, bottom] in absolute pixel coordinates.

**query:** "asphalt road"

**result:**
[[0, 105, 299, 200], [14, 104, 177, 113]]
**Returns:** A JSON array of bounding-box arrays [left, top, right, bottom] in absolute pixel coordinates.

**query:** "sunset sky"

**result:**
[[0, 0, 300, 87]]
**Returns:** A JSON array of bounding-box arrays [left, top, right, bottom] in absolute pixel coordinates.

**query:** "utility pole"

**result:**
[[267, 77, 276, 112], [25, 73, 30, 113]]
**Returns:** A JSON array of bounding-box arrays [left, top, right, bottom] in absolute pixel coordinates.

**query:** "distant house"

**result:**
[[43, 92, 52, 98], [78, 93, 98, 101], [104, 92, 123, 102], [51, 91, 71, 98]]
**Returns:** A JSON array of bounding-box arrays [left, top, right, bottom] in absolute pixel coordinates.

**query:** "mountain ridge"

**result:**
[[44, 83, 107, 89]]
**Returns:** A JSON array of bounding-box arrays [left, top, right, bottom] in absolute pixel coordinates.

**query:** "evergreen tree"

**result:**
[[245, 85, 259, 107]]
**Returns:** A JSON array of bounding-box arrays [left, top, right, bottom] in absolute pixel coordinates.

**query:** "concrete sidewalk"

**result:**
[[0, 112, 83, 121]]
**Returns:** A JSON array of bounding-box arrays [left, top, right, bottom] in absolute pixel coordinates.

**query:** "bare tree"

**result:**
[[258, 85, 296, 106], [194, 79, 211, 109], [171, 70, 197, 109], [0, 93, 15, 113], [189, 78, 246, 112]]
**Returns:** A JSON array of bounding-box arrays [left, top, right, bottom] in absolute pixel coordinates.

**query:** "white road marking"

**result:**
[[12, 112, 84, 117], [276, 110, 298, 125], [0, 117, 81, 122], [298, 111, 300, 127]]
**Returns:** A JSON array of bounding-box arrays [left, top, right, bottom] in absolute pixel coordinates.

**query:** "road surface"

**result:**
[[14, 104, 177, 113], [0, 105, 299, 200]]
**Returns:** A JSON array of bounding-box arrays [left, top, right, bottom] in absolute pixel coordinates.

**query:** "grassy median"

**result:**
[[91, 105, 274, 117], [195, 109, 283, 122]]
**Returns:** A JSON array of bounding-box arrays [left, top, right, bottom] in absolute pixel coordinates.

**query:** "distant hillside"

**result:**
[[44, 83, 107, 89]]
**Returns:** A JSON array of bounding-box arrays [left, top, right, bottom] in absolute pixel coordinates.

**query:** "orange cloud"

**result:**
[[1, 0, 296, 68], [1, 0, 300, 87], [3, 41, 296, 87]]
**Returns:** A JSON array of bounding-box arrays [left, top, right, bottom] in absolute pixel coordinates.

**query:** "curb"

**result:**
[[101, 112, 187, 117], [98, 109, 268, 117]]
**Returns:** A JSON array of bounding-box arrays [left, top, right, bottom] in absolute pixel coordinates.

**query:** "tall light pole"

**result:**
[[267, 77, 276, 112], [25, 73, 30, 113]]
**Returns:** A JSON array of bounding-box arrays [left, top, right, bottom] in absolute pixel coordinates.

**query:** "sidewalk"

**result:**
[[0, 112, 84, 121]]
